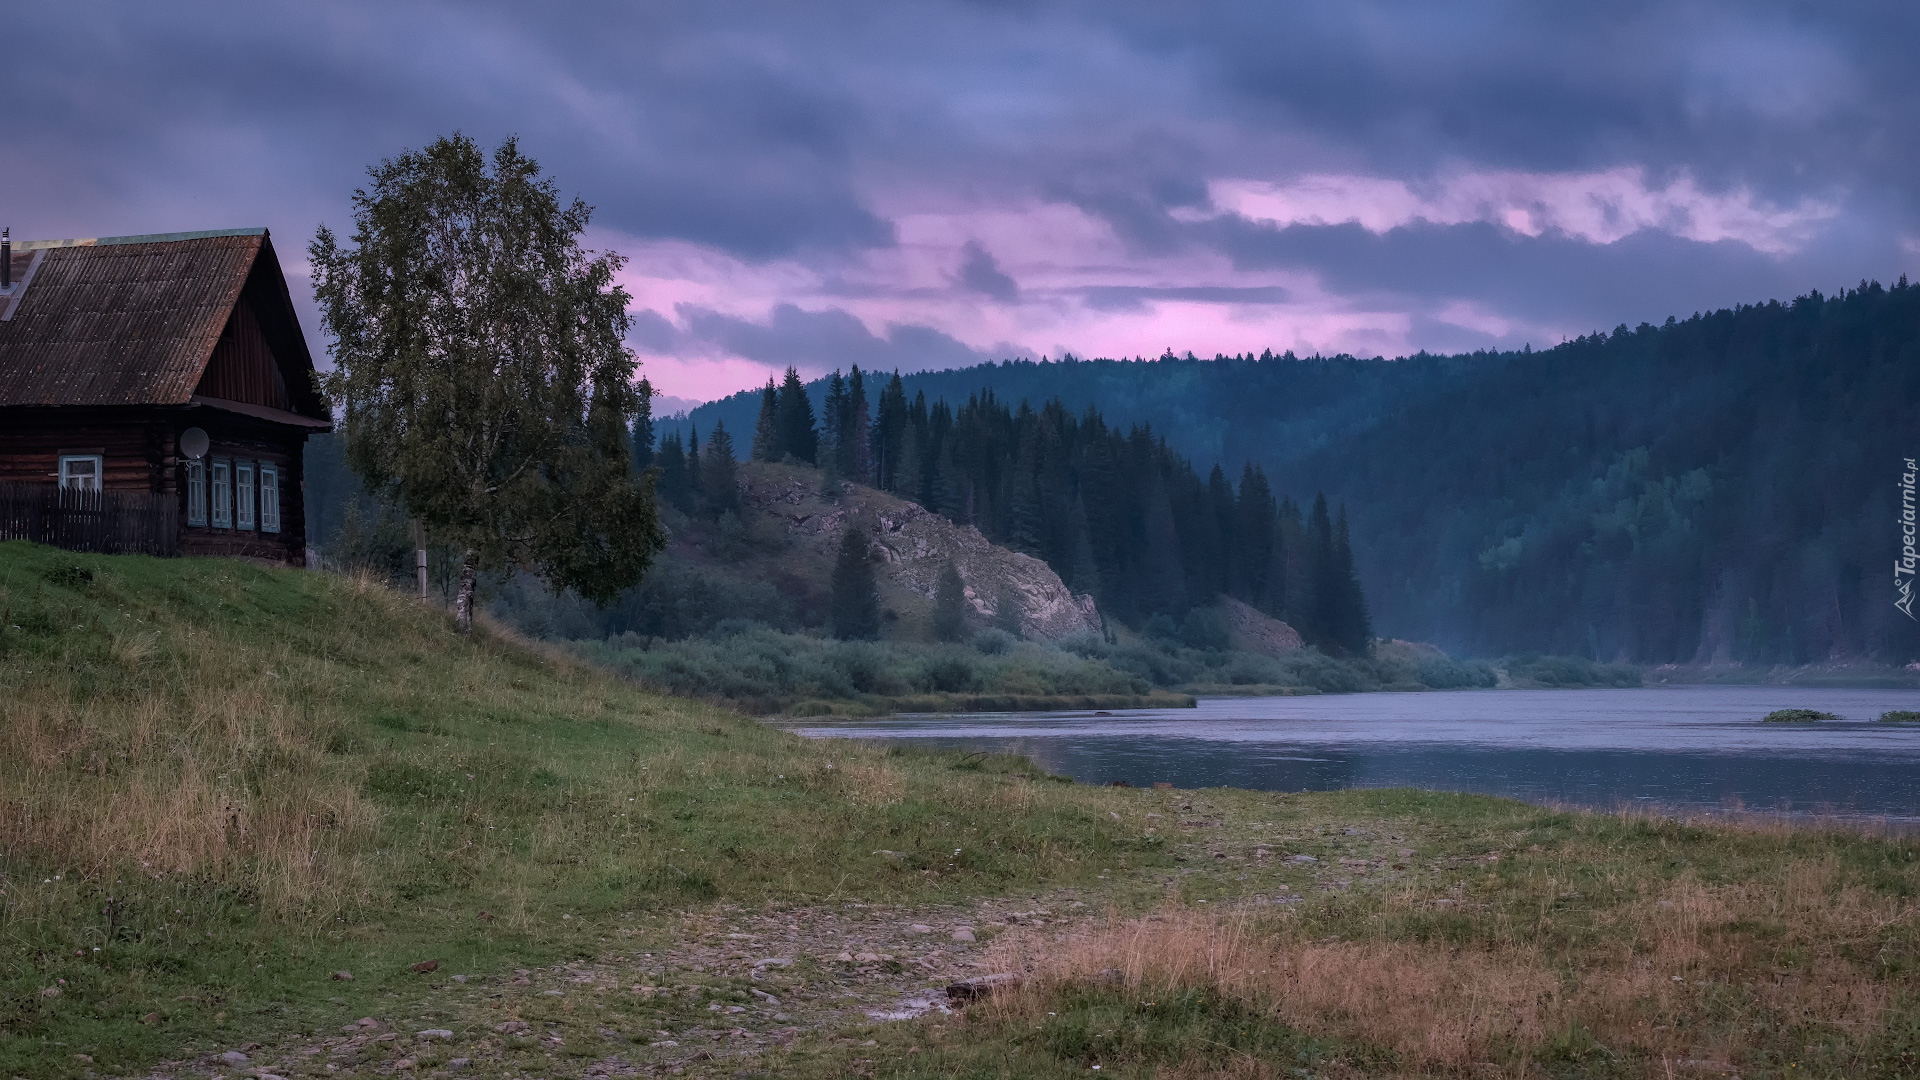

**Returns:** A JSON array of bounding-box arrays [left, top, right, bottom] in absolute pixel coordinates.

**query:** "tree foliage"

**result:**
[[310, 133, 661, 631], [830, 523, 880, 640]]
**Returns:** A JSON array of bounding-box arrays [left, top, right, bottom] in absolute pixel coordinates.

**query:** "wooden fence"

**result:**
[[0, 483, 179, 557]]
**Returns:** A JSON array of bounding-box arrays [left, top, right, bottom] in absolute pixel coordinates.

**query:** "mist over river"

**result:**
[[788, 687, 1920, 823]]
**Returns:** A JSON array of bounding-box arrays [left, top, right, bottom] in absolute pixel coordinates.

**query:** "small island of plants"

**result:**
[[1762, 708, 1842, 723]]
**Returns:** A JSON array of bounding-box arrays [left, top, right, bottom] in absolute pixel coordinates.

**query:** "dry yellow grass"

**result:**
[[986, 846, 1920, 1075]]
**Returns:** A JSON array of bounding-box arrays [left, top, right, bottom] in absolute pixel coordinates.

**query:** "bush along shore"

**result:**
[[569, 623, 1513, 715], [8, 542, 1920, 1079]]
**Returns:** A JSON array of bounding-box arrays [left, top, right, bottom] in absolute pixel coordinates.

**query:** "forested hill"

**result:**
[[666, 280, 1920, 664]]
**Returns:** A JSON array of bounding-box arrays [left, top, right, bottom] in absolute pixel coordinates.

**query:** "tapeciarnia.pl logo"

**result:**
[[1900, 457, 1918, 620]]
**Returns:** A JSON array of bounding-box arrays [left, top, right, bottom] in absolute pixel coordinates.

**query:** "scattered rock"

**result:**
[[447, 1058, 471, 1072], [946, 973, 1024, 1001], [1287, 854, 1318, 863], [751, 989, 780, 1004], [495, 1020, 530, 1035], [909, 924, 933, 934], [450, 973, 467, 983], [854, 952, 881, 963], [1253, 848, 1272, 858], [417, 1028, 454, 1040], [951, 928, 976, 942], [141, 1011, 161, 1024], [393, 1057, 416, 1070], [73, 1054, 93, 1064], [218, 1050, 251, 1065], [411, 959, 440, 973]]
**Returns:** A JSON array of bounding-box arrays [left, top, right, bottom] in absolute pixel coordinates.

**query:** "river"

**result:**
[[787, 686, 1920, 823]]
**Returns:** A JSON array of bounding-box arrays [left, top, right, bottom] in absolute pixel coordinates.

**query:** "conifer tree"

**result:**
[[750, 378, 778, 462], [656, 432, 694, 515], [822, 370, 848, 470], [775, 366, 817, 464], [932, 559, 968, 642], [630, 377, 656, 473], [701, 422, 739, 517], [847, 365, 871, 481], [685, 423, 702, 503], [1330, 506, 1373, 654], [829, 522, 880, 640], [873, 371, 908, 491]]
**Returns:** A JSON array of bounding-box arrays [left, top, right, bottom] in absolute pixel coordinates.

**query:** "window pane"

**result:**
[[211, 460, 232, 528], [259, 464, 280, 533], [236, 461, 255, 531], [59, 456, 102, 492], [187, 461, 207, 527]]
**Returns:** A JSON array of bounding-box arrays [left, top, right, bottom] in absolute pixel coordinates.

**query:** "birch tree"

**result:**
[[311, 133, 662, 633]]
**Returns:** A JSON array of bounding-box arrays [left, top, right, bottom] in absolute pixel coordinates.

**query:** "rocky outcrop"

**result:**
[[1219, 596, 1303, 657], [739, 466, 1103, 640]]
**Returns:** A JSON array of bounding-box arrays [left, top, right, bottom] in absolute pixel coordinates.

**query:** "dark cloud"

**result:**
[[675, 303, 998, 373], [956, 241, 1019, 301], [4, 0, 1915, 384]]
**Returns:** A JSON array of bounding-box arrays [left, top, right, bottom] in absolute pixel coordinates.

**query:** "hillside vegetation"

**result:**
[[673, 280, 1920, 666], [0, 542, 1148, 1075], [3, 544, 1920, 1079]]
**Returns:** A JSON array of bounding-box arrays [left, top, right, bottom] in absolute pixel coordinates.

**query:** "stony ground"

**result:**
[[127, 790, 1443, 1080]]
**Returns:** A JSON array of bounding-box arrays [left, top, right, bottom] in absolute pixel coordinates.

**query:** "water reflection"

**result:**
[[787, 687, 1920, 822]]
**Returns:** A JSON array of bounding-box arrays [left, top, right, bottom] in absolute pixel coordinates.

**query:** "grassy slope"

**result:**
[[0, 542, 1150, 1076], [3, 543, 1919, 1079]]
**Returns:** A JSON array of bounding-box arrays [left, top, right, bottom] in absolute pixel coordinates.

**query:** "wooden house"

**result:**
[[0, 228, 332, 564]]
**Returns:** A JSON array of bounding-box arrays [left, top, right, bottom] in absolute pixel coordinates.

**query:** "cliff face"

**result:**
[[738, 464, 1102, 640], [1219, 595, 1303, 657]]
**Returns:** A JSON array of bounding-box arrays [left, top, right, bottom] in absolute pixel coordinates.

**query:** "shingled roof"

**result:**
[[0, 228, 328, 419]]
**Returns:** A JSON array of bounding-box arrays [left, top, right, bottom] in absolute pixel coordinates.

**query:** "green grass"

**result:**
[[5, 542, 1920, 1079], [0, 542, 1159, 1076]]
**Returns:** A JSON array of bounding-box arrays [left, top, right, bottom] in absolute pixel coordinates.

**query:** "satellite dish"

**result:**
[[180, 427, 210, 460]]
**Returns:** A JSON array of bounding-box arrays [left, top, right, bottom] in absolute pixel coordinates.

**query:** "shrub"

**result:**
[[1881, 710, 1920, 723], [1762, 709, 1839, 723]]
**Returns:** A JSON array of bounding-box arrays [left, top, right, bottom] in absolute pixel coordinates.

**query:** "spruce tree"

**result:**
[[874, 371, 908, 491], [656, 432, 694, 515], [829, 522, 880, 640], [847, 365, 871, 481], [701, 422, 739, 517], [775, 366, 818, 464], [1302, 492, 1338, 650], [750, 378, 778, 462], [1330, 506, 1373, 654], [685, 423, 703, 504], [631, 377, 656, 472], [822, 371, 848, 471], [932, 559, 968, 642]]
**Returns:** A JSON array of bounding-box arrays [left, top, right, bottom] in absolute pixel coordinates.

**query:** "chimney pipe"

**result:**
[[2, 229, 10, 291]]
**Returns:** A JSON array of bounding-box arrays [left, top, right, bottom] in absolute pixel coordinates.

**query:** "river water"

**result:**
[[787, 686, 1920, 822]]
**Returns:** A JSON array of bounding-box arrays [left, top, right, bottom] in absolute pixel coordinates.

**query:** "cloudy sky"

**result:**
[[8, 2, 1915, 402]]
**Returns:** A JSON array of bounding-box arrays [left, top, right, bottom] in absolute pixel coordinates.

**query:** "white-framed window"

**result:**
[[259, 462, 280, 533], [58, 454, 102, 491], [235, 460, 256, 531], [186, 460, 207, 526], [211, 458, 232, 528]]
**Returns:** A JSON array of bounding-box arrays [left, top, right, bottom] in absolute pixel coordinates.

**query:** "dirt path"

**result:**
[[133, 794, 1425, 1079]]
